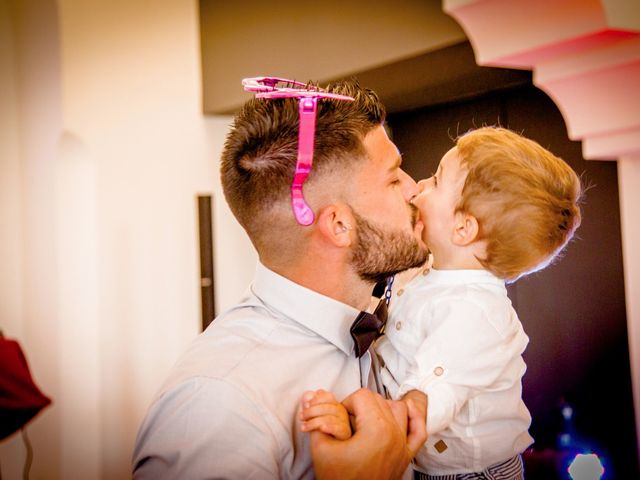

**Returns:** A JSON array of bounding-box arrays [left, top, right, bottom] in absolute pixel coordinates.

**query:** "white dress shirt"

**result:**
[[133, 262, 372, 479], [376, 269, 533, 475]]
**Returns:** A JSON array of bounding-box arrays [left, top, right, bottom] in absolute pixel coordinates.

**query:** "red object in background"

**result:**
[[0, 336, 51, 440]]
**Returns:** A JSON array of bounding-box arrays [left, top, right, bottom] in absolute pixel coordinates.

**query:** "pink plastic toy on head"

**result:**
[[242, 77, 354, 226]]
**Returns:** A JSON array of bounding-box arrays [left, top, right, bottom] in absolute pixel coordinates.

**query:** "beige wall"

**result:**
[[0, 0, 23, 341], [0, 0, 255, 478], [0, 2, 26, 476], [200, 0, 466, 113], [1, 0, 64, 477]]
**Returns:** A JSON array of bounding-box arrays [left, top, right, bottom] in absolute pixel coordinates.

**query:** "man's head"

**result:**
[[346, 125, 428, 283], [220, 79, 427, 281], [413, 127, 582, 282]]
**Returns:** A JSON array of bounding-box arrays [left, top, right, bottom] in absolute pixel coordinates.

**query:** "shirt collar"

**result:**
[[251, 262, 360, 356], [424, 268, 504, 286]]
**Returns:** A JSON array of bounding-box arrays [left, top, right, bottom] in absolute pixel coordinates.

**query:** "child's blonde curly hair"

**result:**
[[456, 127, 583, 282]]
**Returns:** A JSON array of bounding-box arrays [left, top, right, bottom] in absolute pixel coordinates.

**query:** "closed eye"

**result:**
[[429, 172, 438, 187]]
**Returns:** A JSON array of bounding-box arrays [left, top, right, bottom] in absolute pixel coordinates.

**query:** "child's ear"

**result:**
[[452, 211, 479, 246]]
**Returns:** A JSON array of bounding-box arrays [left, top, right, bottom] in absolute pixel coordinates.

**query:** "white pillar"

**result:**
[[618, 155, 640, 455]]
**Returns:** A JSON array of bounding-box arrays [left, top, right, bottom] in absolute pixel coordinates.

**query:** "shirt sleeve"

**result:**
[[132, 376, 282, 479], [397, 296, 525, 435]]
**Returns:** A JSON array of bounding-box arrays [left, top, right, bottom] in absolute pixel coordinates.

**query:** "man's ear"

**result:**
[[452, 211, 479, 246], [316, 204, 354, 247]]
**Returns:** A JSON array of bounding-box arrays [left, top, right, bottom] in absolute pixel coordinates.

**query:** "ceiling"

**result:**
[[199, 0, 531, 115]]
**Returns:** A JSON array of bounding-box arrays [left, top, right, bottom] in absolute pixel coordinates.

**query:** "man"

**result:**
[[132, 79, 429, 478]]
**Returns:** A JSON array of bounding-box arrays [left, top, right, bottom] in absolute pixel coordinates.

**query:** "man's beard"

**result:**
[[350, 206, 428, 284]]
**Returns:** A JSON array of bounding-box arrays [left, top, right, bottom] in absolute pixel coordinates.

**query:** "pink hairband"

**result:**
[[242, 77, 354, 226]]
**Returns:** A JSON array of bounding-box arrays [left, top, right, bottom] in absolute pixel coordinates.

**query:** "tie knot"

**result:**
[[350, 298, 388, 358]]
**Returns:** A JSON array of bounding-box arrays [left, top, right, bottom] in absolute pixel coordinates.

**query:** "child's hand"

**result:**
[[300, 389, 352, 440], [401, 389, 428, 431]]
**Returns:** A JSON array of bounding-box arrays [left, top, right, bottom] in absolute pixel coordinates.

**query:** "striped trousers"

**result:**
[[414, 455, 524, 480]]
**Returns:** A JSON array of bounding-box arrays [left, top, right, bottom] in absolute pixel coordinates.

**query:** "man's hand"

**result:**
[[401, 388, 428, 452], [309, 388, 427, 480], [394, 389, 428, 460]]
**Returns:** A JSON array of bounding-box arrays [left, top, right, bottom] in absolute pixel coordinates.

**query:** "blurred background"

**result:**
[[1, 0, 638, 478]]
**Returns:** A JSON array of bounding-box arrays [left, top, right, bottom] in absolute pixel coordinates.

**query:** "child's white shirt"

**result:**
[[376, 268, 533, 475]]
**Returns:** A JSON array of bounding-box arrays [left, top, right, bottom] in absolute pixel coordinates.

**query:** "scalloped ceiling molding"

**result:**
[[443, 0, 640, 161]]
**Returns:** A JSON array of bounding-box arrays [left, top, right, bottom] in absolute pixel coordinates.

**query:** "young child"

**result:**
[[300, 127, 583, 479]]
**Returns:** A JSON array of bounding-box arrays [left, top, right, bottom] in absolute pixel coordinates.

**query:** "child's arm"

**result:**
[[300, 389, 352, 440], [396, 299, 528, 436]]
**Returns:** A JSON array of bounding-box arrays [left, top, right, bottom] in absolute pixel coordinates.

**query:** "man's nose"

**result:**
[[400, 170, 418, 200], [417, 179, 428, 192]]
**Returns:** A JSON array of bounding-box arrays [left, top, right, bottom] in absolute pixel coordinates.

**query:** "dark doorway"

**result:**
[[387, 84, 637, 479]]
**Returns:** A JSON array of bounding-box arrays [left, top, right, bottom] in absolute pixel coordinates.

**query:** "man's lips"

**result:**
[[412, 211, 424, 236], [409, 203, 426, 243]]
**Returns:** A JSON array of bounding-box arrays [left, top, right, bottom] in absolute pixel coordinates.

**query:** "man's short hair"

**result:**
[[456, 127, 583, 281], [220, 80, 385, 253]]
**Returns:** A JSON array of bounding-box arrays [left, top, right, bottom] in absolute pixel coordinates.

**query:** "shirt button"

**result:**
[[395, 321, 402, 331], [397, 289, 405, 296], [434, 366, 444, 376]]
